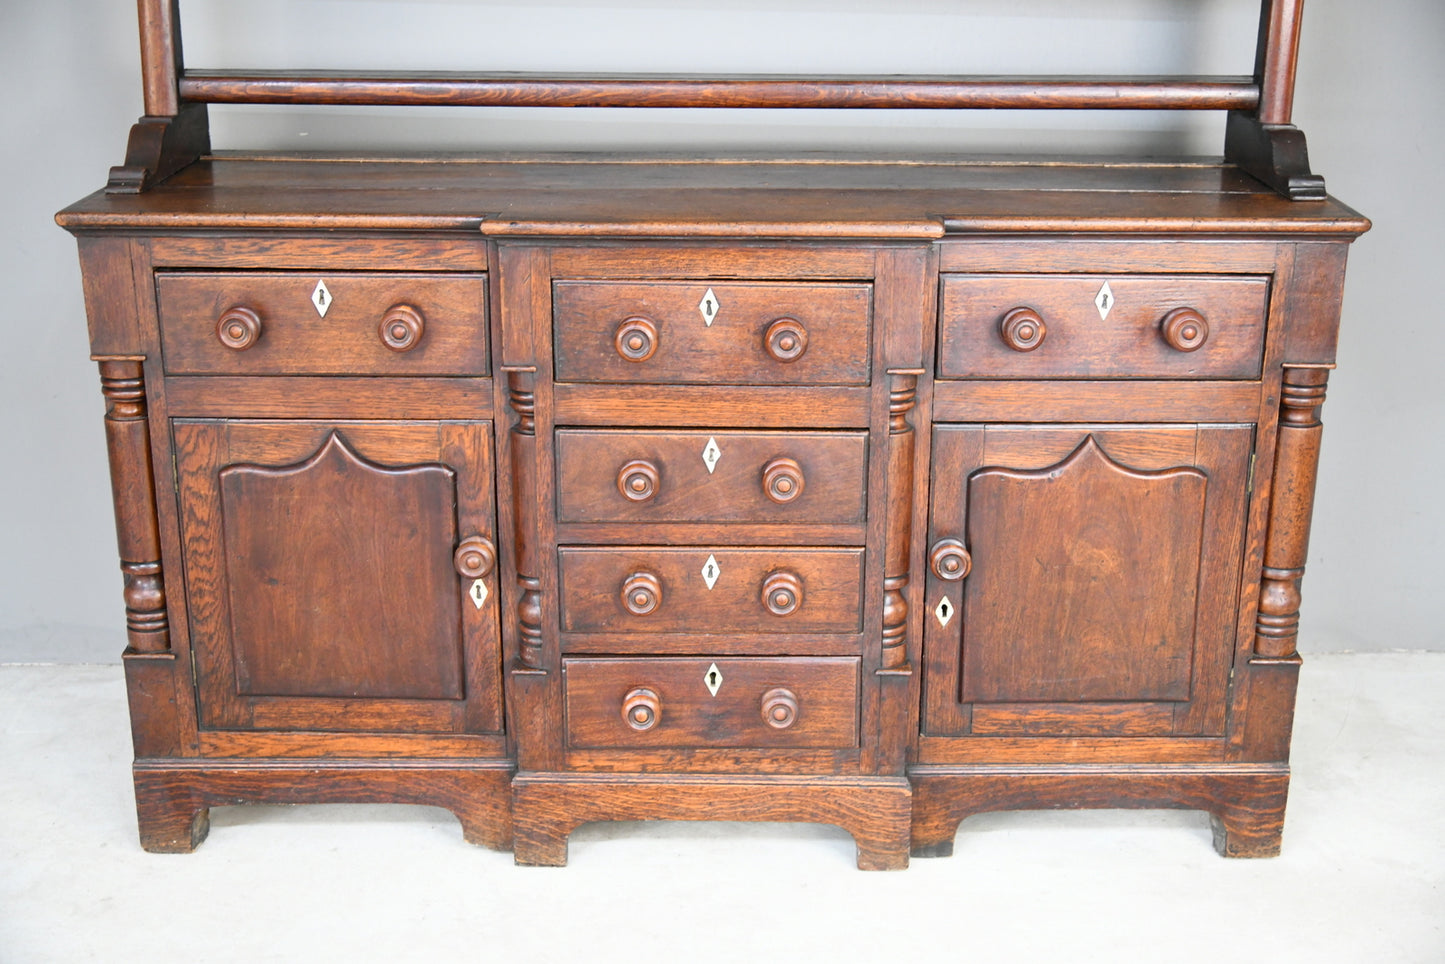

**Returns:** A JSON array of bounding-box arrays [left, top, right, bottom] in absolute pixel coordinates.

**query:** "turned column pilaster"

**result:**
[[881, 370, 922, 671], [96, 357, 169, 653], [505, 367, 544, 672], [1255, 366, 1329, 658]]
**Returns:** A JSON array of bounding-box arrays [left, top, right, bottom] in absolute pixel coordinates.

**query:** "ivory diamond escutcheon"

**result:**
[[1094, 281, 1114, 321], [701, 554, 721, 590], [311, 279, 333, 317], [704, 662, 723, 696], [934, 595, 954, 628], [469, 579, 488, 610], [699, 288, 720, 326], [702, 437, 722, 474]]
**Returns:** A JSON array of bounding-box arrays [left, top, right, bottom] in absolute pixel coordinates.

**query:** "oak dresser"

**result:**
[[57, 0, 1368, 868]]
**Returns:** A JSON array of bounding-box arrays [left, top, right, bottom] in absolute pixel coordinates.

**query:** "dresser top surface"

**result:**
[[57, 154, 1369, 238]]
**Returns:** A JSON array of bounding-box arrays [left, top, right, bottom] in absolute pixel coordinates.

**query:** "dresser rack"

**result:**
[[116, 0, 1322, 199]]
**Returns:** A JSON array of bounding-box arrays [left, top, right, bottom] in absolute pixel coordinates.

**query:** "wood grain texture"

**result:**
[[218, 433, 463, 700], [553, 280, 871, 386], [132, 760, 514, 853], [1255, 367, 1328, 657], [558, 547, 864, 635], [157, 272, 488, 375], [553, 384, 869, 428], [56, 159, 1371, 236], [173, 420, 503, 734], [97, 358, 169, 654], [938, 274, 1268, 379], [556, 429, 867, 526], [512, 773, 910, 869], [909, 764, 1289, 858], [563, 657, 859, 750], [923, 425, 1250, 739]]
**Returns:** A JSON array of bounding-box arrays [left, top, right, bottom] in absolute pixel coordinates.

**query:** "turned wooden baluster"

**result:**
[[1255, 366, 1329, 657], [881, 370, 922, 671], [507, 368, 544, 671], [97, 358, 169, 653]]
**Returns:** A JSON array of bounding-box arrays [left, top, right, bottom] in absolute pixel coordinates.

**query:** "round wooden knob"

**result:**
[[621, 572, 662, 616], [761, 570, 804, 616], [614, 317, 659, 362], [761, 688, 799, 729], [1160, 307, 1209, 352], [999, 307, 1046, 352], [930, 539, 972, 581], [764, 318, 809, 362], [453, 535, 497, 579], [216, 306, 262, 351], [380, 304, 425, 352], [622, 687, 661, 731], [617, 459, 660, 503], [761, 457, 805, 505]]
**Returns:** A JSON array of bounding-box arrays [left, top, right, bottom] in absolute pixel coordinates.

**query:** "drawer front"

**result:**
[[564, 657, 859, 749], [553, 280, 871, 385], [558, 547, 865, 634], [557, 429, 868, 525], [938, 274, 1268, 379], [157, 272, 488, 375]]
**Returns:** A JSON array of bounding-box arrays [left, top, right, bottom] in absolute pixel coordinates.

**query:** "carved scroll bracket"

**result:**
[[504, 367, 545, 674], [880, 369, 924, 673], [1255, 366, 1330, 657], [96, 357, 169, 653]]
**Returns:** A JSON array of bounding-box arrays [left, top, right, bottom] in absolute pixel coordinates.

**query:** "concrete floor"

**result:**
[[1, 652, 1440, 963]]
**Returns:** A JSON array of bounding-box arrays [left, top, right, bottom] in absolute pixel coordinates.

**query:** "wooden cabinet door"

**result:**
[[174, 420, 503, 734], [923, 424, 1251, 738]]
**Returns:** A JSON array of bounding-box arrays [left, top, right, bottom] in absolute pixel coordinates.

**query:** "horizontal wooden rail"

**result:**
[[179, 71, 1260, 111]]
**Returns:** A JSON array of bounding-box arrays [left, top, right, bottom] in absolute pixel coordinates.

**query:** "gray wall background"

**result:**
[[3, 0, 1441, 661]]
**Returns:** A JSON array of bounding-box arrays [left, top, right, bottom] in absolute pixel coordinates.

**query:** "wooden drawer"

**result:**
[[157, 271, 488, 375], [552, 280, 871, 385], [938, 274, 1268, 379], [558, 547, 865, 635], [556, 429, 867, 525], [564, 657, 859, 749]]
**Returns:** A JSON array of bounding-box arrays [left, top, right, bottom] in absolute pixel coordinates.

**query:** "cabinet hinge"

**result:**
[[1246, 451, 1256, 496]]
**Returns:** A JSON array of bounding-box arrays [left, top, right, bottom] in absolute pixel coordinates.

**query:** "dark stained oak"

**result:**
[[938, 274, 1268, 379], [59, 0, 1367, 865], [563, 657, 860, 750], [557, 547, 865, 636], [157, 271, 488, 376], [555, 429, 867, 526], [553, 280, 872, 386]]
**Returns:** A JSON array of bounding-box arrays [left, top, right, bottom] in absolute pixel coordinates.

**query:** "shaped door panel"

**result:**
[[923, 424, 1251, 738], [174, 420, 502, 734]]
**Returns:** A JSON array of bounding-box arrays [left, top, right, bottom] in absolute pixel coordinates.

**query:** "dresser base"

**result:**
[[909, 763, 1290, 858], [132, 759, 515, 854], [512, 772, 912, 870]]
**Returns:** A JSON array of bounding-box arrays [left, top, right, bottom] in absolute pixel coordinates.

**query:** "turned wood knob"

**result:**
[[617, 459, 660, 502], [216, 306, 262, 350], [453, 535, 497, 579], [761, 457, 805, 504], [380, 303, 425, 352], [930, 539, 972, 581], [761, 688, 799, 729], [761, 570, 804, 616], [1160, 307, 1209, 352], [999, 307, 1046, 352], [622, 687, 661, 731], [614, 317, 659, 362], [764, 317, 809, 362], [621, 572, 662, 616]]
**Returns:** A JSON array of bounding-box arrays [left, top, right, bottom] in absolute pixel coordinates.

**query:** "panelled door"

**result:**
[[173, 419, 503, 734], [923, 423, 1252, 738]]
